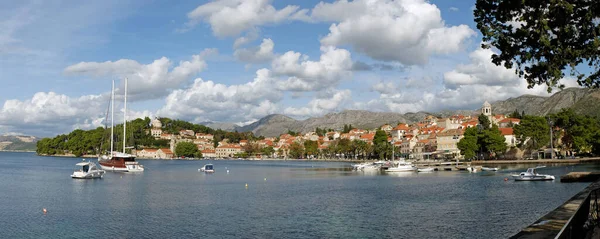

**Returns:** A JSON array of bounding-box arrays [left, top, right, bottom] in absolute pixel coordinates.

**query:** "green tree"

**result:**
[[261, 146, 275, 158], [373, 130, 390, 160], [304, 141, 318, 158], [175, 142, 198, 158], [288, 142, 304, 159], [481, 124, 508, 157], [514, 115, 550, 150], [551, 108, 600, 154], [478, 114, 491, 130], [458, 127, 479, 160], [474, 0, 600, 90]]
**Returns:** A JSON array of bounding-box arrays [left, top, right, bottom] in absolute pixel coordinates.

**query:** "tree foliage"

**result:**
[[514, 115, 550, 150], [175, 142, 199, 158], [474, 0, 600, 90], [550, 108, 600, 154], [457, 127, 479, 160], [478, 114, 491, 130]]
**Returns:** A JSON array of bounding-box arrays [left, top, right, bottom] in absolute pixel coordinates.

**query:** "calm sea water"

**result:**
[[0, 152, 596, 238]]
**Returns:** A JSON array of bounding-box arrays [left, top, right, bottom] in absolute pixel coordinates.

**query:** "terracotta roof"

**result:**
[[217, 144, 242, 149], [436, 129, 464, 137], [392, 124, 410, 131], [499, 118, 521, 123], [499, 128, 514, 136], [360, 133, 375, 140], [159, 148, 173, 154]]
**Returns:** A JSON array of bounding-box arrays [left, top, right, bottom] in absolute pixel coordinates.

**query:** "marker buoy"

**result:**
[[42, 208, 47, 214], [245, 183, 248, 188], [264, 178, 267, 181], [227, 169, 230, 174], [504, 178, 508, 181]]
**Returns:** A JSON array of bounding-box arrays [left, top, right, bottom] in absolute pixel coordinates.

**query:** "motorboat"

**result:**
[[512, 167, 555, 181], [481, 167, 499, 171], [467, 166, 478, 173], [385, 161, 415, 172], [71, 160, 105, 179], [199, 164, 215, 173], [417, 167, 435, 172]]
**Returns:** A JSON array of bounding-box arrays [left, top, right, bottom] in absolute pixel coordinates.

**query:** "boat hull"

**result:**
[[417, 168, 435, 172], [512, 175, 555, 181], [386, 168, 415, 172], [481, 167, 498, 171], [71, 171, 104, 179]]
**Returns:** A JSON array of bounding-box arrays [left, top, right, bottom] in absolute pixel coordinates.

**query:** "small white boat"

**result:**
[[417, 167, 435, 172], [71, 160, 105, 179], [199, 164, 215, 173], [385, 161, 415, 172], [481, 167, 499, 171], [512, 167, 555, 181]]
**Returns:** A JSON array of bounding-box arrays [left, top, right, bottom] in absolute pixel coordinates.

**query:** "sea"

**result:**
[[0, 151, 596, 238]]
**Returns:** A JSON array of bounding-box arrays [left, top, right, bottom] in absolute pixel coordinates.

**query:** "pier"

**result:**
[[510, 180, 600, 238]]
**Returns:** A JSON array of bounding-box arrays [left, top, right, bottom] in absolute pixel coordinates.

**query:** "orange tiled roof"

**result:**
[[159, 148, 173, 154], [499, 128, 514, 135]]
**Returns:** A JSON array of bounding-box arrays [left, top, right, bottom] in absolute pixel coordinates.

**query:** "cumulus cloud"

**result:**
[[0, 92, 107, 135], [283, 89, 352, 118], [64, 49, 214, 101], [157, 68, 282, 123], [316, 0, 476, 65], [234, 38, 275, 64], [371, 81, 397, 95], [183, 0, 309, 37], [272, 46, 353, 91]]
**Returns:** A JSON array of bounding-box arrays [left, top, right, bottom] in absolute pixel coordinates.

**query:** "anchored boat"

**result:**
[[199, 164, 215, 173], [98, 79, 144, 173], [512, 167, 555, 181], [71, 160, 105, 179]]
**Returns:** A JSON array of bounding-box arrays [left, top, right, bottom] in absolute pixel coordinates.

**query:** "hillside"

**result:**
[[0, 135, 38, 151], [235, 88, 600, 137]]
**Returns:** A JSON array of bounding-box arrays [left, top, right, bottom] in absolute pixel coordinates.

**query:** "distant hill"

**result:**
[[489, 88, 600, 116], [0, 135, 38, 151], [232, 87, 600, 137]]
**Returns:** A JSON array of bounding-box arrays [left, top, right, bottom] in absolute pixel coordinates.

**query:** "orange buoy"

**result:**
[[42, 208, 47, 214]]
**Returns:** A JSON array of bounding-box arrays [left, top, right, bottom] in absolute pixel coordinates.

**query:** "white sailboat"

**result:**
[[98, 78, 144, 172]]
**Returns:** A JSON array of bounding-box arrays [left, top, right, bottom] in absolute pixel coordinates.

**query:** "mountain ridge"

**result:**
[[220, 87, 600, 137]]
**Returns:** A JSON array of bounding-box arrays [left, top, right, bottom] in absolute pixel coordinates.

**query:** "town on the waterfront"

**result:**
[[35, 101, 600, 165]]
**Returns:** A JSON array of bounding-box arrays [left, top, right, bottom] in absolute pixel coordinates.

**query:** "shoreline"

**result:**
[[32, 153, 600, 165]]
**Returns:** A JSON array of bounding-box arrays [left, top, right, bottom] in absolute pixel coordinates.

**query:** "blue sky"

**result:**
[[0, 0, 580, 136]]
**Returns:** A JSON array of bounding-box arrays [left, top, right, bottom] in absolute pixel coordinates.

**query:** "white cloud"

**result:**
[[64, 50, 213, 101], [183, 0, 308, 37], [283, 89, 352, 118], [449, 7, 459, 11], [234, 38, 275, 64], [316, 0, 476, 65], [233, 28, 259, 48], [371, 81, 397, 95], [0, 92, 106, 135], [157, 68, 282, 123], [272, 46, 353, 91], [443, 47, 520, 88]]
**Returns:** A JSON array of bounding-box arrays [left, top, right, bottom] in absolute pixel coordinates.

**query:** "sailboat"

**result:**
[[98, 78, 144, 172]]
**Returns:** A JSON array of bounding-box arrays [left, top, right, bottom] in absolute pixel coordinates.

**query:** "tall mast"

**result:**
[[110, 79, 114, 154], [123, 78, 127, 153]]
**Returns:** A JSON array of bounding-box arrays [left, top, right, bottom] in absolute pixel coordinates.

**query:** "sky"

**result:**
[[0, 0, 582, 137]]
